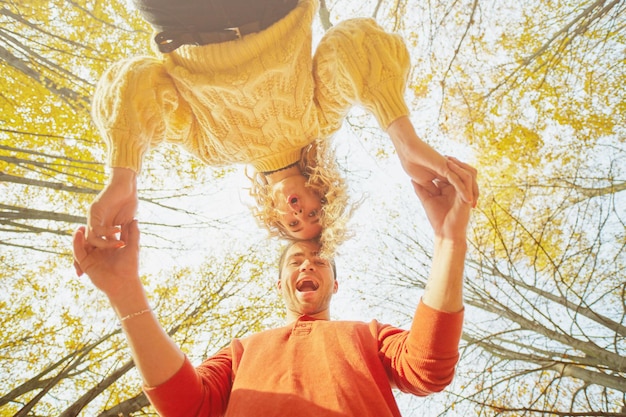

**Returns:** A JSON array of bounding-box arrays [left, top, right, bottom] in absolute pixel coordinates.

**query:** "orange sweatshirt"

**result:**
[[144, 302, 463, 416]]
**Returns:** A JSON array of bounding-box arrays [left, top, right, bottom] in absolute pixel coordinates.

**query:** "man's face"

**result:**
[[278, 241, 337, 318], [271, 175, 323, 240]]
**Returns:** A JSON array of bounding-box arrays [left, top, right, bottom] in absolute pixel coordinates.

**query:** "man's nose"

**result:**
[[300, 259, 315, 271]]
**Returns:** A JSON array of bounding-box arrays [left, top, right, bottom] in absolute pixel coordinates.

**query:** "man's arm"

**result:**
[[413, 156, 475, 313], [422, 239, 467, 313], [73, 221, 185, 386], [382, 157, 476, 395]]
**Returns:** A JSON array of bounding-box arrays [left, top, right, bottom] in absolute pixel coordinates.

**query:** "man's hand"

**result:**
[[414, 157, 477, 313], [412, 157, 477, 242], [73, 220, 141, 302], [86, 167, 138, 248], [74, 221, 186, 386]]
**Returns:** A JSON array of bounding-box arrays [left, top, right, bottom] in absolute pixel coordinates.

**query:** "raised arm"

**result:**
[[413, 156, 476, 312], [313, 18, 478, 208], [87, 56, 187, 248], [382, 157, 476, 395], [73, 221, 185, 386]]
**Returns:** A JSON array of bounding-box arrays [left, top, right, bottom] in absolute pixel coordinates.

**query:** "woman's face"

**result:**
[[271, 174, 323, 240]]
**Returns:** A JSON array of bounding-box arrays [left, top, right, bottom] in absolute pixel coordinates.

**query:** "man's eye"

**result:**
[[308, 210, 318, 218]]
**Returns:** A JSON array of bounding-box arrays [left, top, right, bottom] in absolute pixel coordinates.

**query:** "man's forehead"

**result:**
[[285, 241, 322, 257]]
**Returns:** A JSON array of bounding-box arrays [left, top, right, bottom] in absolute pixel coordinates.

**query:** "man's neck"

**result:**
[[285, 309, 331, 324]]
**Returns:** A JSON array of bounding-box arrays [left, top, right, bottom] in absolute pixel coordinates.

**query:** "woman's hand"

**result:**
[[387, 116, 478, 208], [86, 167, 138, 248]]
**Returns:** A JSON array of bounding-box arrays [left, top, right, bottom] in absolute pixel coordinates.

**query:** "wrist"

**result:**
[[109, 167, 137, 186], [433, 236, 468, 253], [387, 117, 442, 167], [107, 279, 148, 316], [427, 237, 467, 313], [387, 116, 419, 150]]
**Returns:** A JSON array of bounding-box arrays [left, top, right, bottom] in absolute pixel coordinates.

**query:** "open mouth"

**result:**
[[287, 194, 300, 207], [296, 279, 319, 293]]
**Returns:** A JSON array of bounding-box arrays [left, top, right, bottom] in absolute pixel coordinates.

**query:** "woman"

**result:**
[[87, 0, 476, 255]]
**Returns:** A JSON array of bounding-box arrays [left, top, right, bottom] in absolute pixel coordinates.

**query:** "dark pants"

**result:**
[[134, 0, 298, 33], [134, 0, 299, 52]]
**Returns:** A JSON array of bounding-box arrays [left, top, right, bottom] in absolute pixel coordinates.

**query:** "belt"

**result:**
[[155, 20, 263, 53]]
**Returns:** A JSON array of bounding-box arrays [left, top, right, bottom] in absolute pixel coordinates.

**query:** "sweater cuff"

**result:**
[[410, 299, 464, 356], [363, 80, 410, 130], [107, 129, 146, 174]]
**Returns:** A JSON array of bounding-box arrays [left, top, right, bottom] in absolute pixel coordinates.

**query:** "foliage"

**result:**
[[0, 0, 224, 253], [351, 0, 625, 415], [1, 243, 283, 416], [1, 0, 144, 253], [1, 1, 277, 415], [2, 0, 625, 416]]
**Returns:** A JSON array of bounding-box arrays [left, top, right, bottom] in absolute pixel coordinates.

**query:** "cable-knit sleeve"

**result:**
[[92, 56, 193, 173], [313, 18, 410, 137]]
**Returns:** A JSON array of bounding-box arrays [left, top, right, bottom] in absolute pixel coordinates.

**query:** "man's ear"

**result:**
[[333, 279, 338, 294], [276, 279, 282, 291]]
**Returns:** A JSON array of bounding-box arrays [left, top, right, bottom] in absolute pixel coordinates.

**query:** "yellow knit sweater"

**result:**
[[92, 0, 410, 173]]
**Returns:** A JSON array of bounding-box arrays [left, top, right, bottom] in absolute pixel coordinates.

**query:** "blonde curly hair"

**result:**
[[248, 139, 351, 257]]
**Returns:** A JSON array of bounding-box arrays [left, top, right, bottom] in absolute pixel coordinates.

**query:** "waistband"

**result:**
[[153, 0, 298, 53]]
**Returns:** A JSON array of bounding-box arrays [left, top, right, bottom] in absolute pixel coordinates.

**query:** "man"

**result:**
[[73, 157, 477, 416]]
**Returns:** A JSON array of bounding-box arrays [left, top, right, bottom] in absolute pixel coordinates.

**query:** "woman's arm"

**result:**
[[387, 116, 478, 210]]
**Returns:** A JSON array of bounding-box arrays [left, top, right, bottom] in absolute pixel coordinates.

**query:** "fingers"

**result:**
[[446, 156, 479, 207], [447, 156, 477, 180], [416, 179, 442, 198], [119, 219, 140, 250], [86, 225, 124, 249], [72, 221, 138, 280], [440, 169, 471, 206], [87, 202, 124, 248], [411, 180, 433, 204], [72, 226, 87, 277], [96, 225, 121, 239], [126, 220, 140, 248]]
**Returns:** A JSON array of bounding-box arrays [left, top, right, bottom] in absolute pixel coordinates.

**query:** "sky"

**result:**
[[56, 0, 625, 415], [5, 1, 552, 415]]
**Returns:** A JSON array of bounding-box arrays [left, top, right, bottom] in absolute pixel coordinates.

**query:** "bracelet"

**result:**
[[119, 308, 152, 322]]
